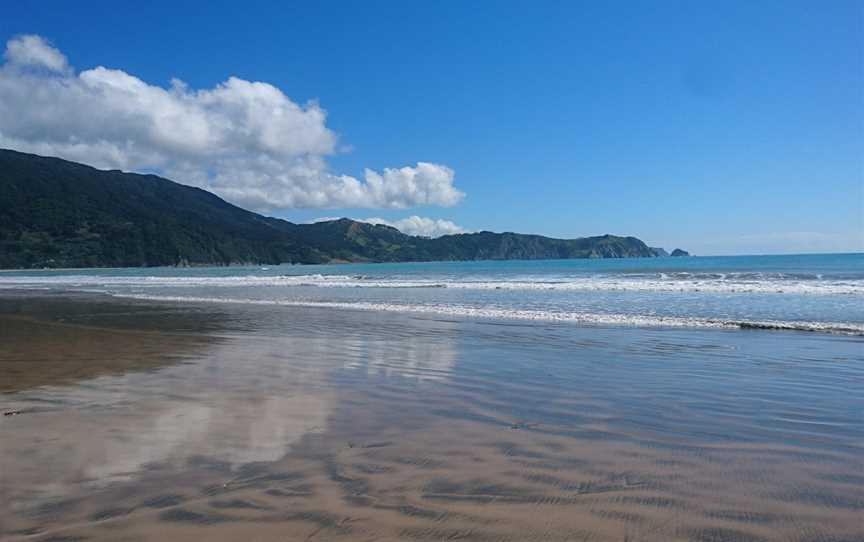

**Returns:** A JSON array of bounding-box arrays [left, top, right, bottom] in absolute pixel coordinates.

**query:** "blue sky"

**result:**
[[2, 0, 861, 254]]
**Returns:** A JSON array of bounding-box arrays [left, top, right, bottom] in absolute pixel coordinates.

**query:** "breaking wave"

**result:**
[[0, 273, 862, 295], [112, 293, 864, 336]]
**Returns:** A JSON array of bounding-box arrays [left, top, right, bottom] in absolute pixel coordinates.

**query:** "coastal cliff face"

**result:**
[[0, 149, 681, 268]]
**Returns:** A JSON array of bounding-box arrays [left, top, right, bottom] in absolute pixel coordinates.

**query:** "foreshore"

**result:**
[[1, 291, 862, 541]]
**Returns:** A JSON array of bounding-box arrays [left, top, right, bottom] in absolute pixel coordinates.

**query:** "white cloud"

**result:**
[[363, 216, 467, 237], [0, 35, 464, 211], [3, 34, 70, 73], [312, 215, 468, 238]]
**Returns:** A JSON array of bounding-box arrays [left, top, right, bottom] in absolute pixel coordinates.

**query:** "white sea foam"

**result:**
[[111, 293, 864, 335], [0, 273, 862, 295]]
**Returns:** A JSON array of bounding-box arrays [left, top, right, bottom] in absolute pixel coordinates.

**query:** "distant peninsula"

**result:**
[[0, 149, 687, 269]]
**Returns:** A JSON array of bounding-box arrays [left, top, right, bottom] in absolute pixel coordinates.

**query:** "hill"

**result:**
[[0, 149, 678, 268]]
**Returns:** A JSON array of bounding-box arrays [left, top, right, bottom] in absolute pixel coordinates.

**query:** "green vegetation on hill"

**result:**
[[0, 149, 679, 268]]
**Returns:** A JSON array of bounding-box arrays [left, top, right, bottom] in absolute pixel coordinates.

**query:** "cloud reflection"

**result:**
[[1, 318, 460, 506]]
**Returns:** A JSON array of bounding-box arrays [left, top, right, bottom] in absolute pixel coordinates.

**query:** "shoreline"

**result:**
[[2, 288, 861, 337], [111, 291, 864, 336]]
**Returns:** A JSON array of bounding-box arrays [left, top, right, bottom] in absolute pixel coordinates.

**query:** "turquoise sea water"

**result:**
[[1, 253, 863, 333]]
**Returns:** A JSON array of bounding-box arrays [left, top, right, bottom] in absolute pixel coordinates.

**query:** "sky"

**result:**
[[1, 0, 861, 254]]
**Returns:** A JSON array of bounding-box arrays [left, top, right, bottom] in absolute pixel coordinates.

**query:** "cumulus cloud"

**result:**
[[362, 216, 467, 237], [3, 34, 70, 73], [0, 35, 464, 210], [313, 216, 467, 238]]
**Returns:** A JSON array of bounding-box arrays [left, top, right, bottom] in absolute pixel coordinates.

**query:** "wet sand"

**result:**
[[1, 292, 862, 541]]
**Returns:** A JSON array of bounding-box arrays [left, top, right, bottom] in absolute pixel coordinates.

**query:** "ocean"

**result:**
[[2, 253, 863, 334]]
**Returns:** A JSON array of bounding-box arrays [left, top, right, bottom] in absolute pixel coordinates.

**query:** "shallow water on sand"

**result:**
[[1, 293, 862, 541]]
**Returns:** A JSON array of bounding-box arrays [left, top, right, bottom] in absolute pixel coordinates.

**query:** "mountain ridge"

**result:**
[[0, 149, 683, 268]]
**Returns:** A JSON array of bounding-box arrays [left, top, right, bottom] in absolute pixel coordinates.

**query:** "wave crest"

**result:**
[[1, 273, 862, 295], [111, 294, 864, 336]]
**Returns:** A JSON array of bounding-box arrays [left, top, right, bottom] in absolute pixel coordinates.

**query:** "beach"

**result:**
[[3, 2, 862, 539], [1, 279, 862, 541]]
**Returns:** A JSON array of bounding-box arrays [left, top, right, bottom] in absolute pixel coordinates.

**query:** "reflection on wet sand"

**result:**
[[0, 293, 862, 541], [0, 316, 212, 394]]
